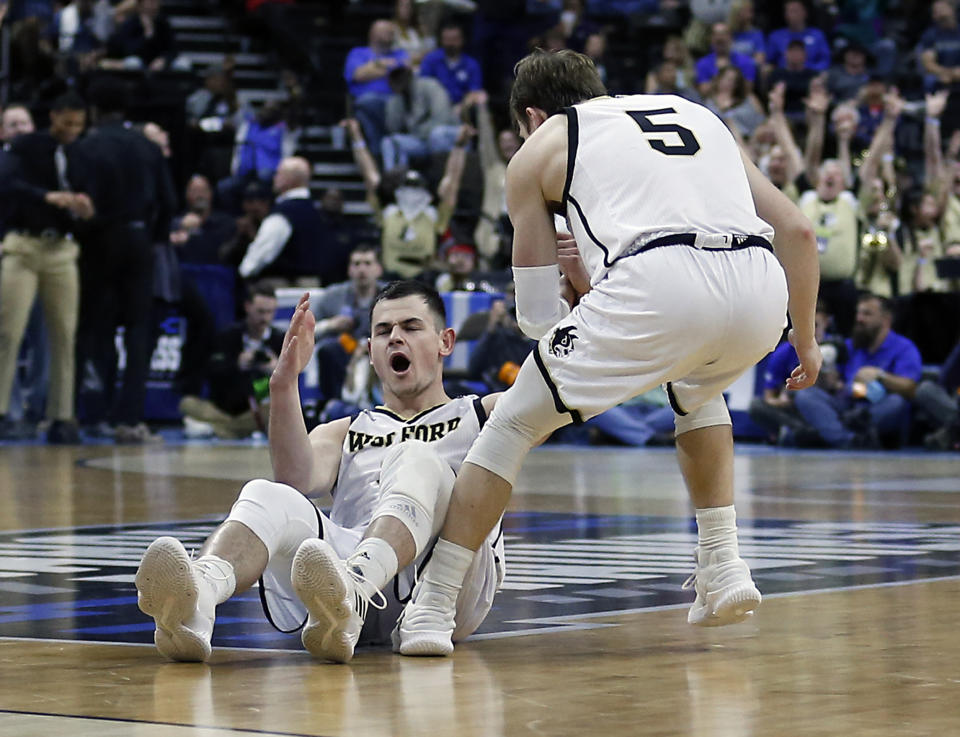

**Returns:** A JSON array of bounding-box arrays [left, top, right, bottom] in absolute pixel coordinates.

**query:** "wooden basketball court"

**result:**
[[1, 441, 958, 736]]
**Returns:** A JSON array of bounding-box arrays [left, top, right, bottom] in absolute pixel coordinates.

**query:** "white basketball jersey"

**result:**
[[562, 94, 775, 283], [330, 395, 486, 530]]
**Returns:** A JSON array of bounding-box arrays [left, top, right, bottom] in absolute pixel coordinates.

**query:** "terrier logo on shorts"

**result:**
[[548, 325, 579, 358]]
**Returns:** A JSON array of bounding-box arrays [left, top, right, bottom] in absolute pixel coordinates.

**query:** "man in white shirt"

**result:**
[[238, 156, 324, 281]]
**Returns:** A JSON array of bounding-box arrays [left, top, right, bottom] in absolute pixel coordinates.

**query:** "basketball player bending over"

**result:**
[[396, 50, 823, 655], [135, 281, 504, 663]]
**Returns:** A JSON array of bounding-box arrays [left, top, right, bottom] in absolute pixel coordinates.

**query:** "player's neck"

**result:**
[[381, 385, 452, 419]]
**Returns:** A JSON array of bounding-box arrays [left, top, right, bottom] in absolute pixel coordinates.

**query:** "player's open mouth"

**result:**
[[390, 354, 411, 374]]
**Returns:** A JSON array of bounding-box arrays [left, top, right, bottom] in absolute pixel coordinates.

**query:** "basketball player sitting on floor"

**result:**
[[135, 281, 504, 663]]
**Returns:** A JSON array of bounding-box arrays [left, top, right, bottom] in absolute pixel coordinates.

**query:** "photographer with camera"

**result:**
[[178, 283, 284, 439]]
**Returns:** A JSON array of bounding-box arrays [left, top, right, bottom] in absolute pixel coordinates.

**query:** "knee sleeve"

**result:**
[[373, 440, 456, 557], [464, 359, 570, 486], [674, 393, 731, 436], [226, 479, 320, 559]]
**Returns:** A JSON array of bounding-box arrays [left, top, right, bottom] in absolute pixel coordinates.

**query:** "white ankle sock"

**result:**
[[349, 537, 399, 595], [695, 505, 739, 555], [193, 554, 236, 604], [423, 539, 474, 595]]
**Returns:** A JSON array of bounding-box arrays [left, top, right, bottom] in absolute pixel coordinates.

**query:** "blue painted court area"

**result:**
[[0, 513, 958, 650]]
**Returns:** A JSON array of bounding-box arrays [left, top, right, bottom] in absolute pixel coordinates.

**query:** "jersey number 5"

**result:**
[[626, 108, 701, 156]]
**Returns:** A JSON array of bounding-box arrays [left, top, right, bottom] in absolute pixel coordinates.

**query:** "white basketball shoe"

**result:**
[[135, 537, 217, 662], [683, 546, 762, 626], [292, 539, 386, 663], [395, 580, 458, 656]]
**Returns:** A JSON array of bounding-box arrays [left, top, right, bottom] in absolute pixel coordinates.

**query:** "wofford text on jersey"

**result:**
[[348, 417, 463, 453]]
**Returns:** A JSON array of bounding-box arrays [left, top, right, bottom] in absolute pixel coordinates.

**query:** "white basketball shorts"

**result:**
[[535, 244, 788, 423]]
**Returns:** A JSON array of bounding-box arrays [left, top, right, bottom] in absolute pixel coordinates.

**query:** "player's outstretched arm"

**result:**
[[740, 150, 822, 390], [269, 294, 348, 494]]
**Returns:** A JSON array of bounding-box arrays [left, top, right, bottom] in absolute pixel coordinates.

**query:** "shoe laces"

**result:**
[[344, 552, 388, 621], [681, 548, 701, 591]]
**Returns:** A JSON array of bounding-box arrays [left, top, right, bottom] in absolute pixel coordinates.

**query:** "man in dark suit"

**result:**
[[76, 77, 176, 443]]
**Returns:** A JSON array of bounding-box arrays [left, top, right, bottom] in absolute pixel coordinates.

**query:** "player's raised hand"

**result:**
[[272, 293, 316, 388], [785, 329, 822, 391]]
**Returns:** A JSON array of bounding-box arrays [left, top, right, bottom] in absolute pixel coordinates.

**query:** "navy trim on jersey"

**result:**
[[473, 396, 487, 428], [533, 343, 583, 425], [666, 382, 687, 416], [372, 402, 452, 424], [614, 233, 774, 264], [257, 503, 324, 633], [561, 107, 579, 209], [567, 194, 616, 268]]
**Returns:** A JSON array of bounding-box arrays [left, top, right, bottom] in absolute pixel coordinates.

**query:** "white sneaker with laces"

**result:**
[[292, 539, 386, 663], [135, 537, 217, 662], [683, 546, 761, 626], [396, 580, 457, 656]]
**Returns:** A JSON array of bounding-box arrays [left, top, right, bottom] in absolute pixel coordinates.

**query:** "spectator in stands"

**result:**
[[919, 1, 960, 100], [828, 42, 871, 104], [419, 22, 484, 109], [346, 117, 469, 279], [767, 0, 831, 72], [76, 77, 176, 444], [914, 338, 960, 450], [434, 242, 480, 292], [855, 102, 903, 299], [237, 156, 326, 284], [728, 0, 765, 68], [312, 245, 385, 403], [767, 40, 818, 122], [381, 64, 461, 172], [854, 74, 889, 152], [899, 188, 949, 295], [694, 22, 757, 96], [171, 175, 237, 266], [703, 66, 764, 137], [559, 0, 600, 53], [105, 0, 176, 71], [645, 59, 702, 102], [749, 302, 845, 447], [51, 0, 110, 74], [392, 0, 432, 67], [344, 19, 410, 157], [1, 104, 36, 143], [800, 158, 860, 335], [761, 83, 804, 202], [185, 67, 241, 182], [224, 180, 273, 268], [0, 92, 95, 444], [179, 282, 284, 439], [582, 31, 610, 88], [472, 98, 520, 270], [314, 187, 377, 287], [220, 100, 299, 214], [793, 294, 923, 448]]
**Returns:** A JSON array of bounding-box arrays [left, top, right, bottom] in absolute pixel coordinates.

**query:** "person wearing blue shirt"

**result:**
[[728, 0, 766, 67], [343, 20, 410, 155], [767, 0, 831, 72], [695, 23, 756, 93], [794, 294, 923, 448], [419, 23, 484, 107], [918, 0, 960, 92], [749, 304, 844, 445]]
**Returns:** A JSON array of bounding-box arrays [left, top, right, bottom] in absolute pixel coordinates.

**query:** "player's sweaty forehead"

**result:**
[[371, 296, 443, 334]]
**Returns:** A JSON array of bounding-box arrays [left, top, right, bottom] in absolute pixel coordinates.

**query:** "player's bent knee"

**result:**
[[375, 440, 455, 556], [674, 394, 731, 436], [227, 479, 319, 558], [465, 364, 566, 486]]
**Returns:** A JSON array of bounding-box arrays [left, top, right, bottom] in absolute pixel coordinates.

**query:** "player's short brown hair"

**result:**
[[509, 49, 607, 128]]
